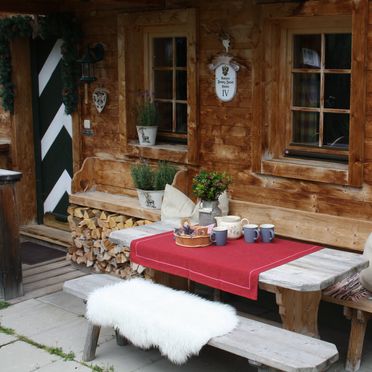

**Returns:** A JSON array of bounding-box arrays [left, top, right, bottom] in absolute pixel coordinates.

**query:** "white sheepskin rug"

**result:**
[[86, 278, 238, 364]]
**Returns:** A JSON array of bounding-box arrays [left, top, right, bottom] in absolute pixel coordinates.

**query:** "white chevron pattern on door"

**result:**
[[38, 39, 63, 96], [37, 38, 72, 217], [43, 170, 71, 213], [41, 103, 72, 160]]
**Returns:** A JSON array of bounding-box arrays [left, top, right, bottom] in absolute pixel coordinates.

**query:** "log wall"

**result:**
[[75, 0, 372, 239], [0, 107, 11, 169], [0, 109, 11, 140]]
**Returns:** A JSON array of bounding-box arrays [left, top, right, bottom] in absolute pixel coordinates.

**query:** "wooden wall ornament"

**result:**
[[92, 87, 108, 113], [208, 34, 240, 102]]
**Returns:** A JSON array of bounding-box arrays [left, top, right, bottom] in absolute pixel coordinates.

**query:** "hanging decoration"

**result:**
[[0, 16, 33, 113], [92, 87, 108, 113], [0, 13, 81, 114], [208, 31, 240, 103]]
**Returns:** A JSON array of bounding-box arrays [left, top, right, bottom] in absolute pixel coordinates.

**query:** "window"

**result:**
[[151, 36, 188, 141], [118, 9, 198, 164], [286, 32, 351, 161], [257, 13, 367, 186]]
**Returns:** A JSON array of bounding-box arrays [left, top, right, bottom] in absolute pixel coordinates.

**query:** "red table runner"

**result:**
[[130, 232, 321, 300]]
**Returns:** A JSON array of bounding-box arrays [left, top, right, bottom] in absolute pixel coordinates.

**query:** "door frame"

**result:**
[[9, 37, 81, 226]]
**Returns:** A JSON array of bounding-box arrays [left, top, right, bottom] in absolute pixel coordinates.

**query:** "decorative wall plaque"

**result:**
[[209, 55, 239, 102], [208, 35, 240, 102], [92, 87, 108, 113]]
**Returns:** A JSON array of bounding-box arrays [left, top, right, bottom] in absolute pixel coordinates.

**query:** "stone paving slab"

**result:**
[[0, 300, 82, 337], [32, 318, 114, 355], [0, 299, 41, 317], [0, 332, 17, 345], [0, 340, 59, 372], [36, 360, 92, 371], [88, 340, 163, 372], [38, 291, 86, 316]]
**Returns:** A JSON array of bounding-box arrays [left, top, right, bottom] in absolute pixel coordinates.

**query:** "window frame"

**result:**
[[285, 28, 351, 158], [118, 9, 198, 165], [144, 30, 188, 141], [256, 12, 367, 187]]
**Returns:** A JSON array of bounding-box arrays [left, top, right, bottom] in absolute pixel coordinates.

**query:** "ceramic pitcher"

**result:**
[[215, 215, 249, 239]]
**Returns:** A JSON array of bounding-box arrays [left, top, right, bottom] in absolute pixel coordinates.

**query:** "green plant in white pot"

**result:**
[[136, 93, 158, 146], [131, 161, 177, 209]]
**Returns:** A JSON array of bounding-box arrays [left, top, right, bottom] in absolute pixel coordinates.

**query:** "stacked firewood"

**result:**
[[67, 205, 152, 278]]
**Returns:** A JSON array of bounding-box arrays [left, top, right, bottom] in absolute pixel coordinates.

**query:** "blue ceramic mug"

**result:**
[[211, 227, 228, 246], [243, 224, 260, 243], [260, 224, 275, 243]]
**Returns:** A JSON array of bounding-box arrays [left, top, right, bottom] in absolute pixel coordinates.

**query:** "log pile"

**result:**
[[67, 205, 152, 278]]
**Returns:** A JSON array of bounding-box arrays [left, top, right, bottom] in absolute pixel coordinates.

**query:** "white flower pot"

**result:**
[[136, 189, 164, 210], [136, 126, 158, 146]]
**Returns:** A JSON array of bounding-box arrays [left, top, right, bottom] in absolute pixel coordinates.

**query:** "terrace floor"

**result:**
[[0, 276, 372, 372]]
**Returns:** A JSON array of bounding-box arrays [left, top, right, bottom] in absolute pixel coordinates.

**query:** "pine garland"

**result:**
[[39, 13, 82, 115], [0, 16, 32, 113], [0, 14, 81, 114]]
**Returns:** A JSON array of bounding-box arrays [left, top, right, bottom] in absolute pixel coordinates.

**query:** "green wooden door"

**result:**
[[32, 38, 73, 222]]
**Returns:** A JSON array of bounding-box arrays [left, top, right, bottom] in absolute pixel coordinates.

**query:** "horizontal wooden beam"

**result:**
[[230, 199, 372, 252], [256, 0, 305, 3], [0, 2, 59, 14], [0, 0, 165, 15]]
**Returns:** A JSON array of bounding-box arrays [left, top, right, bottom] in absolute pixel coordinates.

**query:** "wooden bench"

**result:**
[[229, 199, 372, 371], [322, 293, 372, 372], [69, 156, 191, 222], [64, 275, 338, 372]]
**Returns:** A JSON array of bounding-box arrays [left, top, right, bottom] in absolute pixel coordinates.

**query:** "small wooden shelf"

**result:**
[[69, 191, 161, 222]]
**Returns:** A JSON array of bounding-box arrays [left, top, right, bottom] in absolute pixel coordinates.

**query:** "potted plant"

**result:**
[[192, 170, 232, 225], [131, 161, 177, 209], [136, 93, 158, 146]]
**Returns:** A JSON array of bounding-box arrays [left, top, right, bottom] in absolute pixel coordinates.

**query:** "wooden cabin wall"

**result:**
[[0, 109, 11, 169], [78, 11, 122, 160], [76, 0, 372, 226], [0, 109, 11, 140]]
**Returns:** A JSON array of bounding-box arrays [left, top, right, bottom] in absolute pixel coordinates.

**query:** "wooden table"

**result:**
[[110, 222, 369, 337]]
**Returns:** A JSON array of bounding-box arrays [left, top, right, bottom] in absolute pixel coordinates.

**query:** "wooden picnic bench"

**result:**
[[64, 274, 338, 372], [110, 222, 368, 338], [68, 158, 372, 370], [228, 200, 372, 371]]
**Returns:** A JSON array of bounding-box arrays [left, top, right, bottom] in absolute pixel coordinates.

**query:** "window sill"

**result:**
[[261, 157, 348, 185], [126, 140, 188, 164]]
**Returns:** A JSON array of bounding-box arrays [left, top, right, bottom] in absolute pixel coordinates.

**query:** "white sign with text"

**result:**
[[215, 63, 237, 102], [209, 55, 240, 103]]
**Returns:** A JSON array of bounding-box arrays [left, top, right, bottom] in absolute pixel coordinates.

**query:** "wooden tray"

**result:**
[[174, 234, 212, 248]]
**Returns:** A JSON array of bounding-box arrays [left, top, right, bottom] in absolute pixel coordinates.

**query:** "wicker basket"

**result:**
[[174, 233, 212, 248]]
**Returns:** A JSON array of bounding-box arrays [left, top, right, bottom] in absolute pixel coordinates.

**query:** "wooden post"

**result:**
[[344, 307, 370, 372], [269, 285, 322, 337], [83, 323, 101, 362], [0, 169, 23, 300]]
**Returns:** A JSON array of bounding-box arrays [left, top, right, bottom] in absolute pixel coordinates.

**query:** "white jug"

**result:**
[[215, 215, 249, 239]]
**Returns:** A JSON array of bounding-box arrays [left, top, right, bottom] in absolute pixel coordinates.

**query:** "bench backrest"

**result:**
[[230, 199, 372, 252], [72, 157, 371, 252], [72, 157, 190, 197]]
